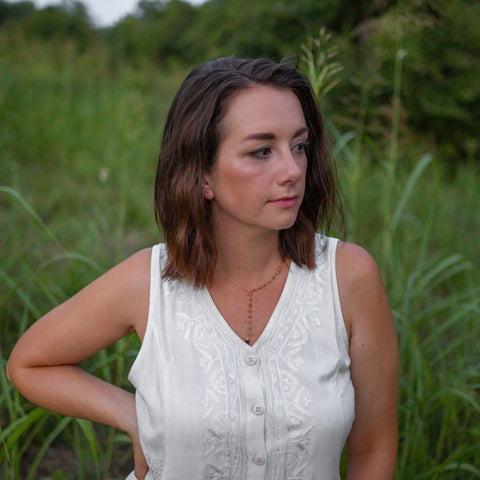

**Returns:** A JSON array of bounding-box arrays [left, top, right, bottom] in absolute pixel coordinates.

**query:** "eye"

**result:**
[[250, 147, 272, 159], [292, 140, 310, 155]]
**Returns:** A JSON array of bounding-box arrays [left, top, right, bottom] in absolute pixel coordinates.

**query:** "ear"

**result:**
[[202, 178, 214, 200]]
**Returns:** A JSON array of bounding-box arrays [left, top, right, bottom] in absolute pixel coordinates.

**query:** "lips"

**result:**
[[269, 196, 298, 208]]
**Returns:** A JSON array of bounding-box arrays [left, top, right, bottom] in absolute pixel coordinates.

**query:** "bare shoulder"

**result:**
[[111, 247, 152, 287], [335, 241, 389, 338], [84, 247, 152, 308], [7, 248, 154, 374], [335, 241, 381, 284], [92, 247, 152, 336], [55, 246, 154, 335]]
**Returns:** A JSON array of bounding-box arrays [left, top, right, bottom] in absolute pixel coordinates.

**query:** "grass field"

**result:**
[[1, 36, 479, 479]]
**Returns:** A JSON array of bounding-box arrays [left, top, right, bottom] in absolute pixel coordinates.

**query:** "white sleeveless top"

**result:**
[[127, 235, 354, 480]]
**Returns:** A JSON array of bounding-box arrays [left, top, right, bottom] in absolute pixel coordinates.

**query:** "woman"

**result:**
[[7, 57, 398, 479]]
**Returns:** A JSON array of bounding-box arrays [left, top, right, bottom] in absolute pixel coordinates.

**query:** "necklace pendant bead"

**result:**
[[218, 260, 284, 345]]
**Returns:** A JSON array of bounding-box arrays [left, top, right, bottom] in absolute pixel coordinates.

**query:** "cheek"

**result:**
[[225, 172, 267, 201], [215, 160, 266, 190]]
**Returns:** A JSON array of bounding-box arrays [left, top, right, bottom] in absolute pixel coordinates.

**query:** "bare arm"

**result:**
[[336, 242, 399, 480], [6, 248, 152, 478]]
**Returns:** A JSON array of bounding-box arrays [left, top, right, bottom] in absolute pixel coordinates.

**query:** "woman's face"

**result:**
[[204, 85, 308, 238]]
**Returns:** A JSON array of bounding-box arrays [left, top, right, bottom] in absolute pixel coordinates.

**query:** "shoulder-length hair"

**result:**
[[155, 56, 343, 287]]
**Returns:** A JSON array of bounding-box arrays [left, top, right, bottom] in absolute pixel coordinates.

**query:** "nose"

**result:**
[[277, 148, 304, 184]]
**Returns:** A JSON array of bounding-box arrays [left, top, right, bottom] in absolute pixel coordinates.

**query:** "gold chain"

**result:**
[[218, 261, 284, 345]]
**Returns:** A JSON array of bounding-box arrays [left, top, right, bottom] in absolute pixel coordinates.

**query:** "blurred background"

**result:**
[[1, 0, 479, 478]]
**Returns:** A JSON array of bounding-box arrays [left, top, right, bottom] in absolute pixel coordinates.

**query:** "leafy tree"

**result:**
[[142, 0, 198, 63], [104, 14, 147, 63], [193, 0, 354, 60], [357, 0, 480, 164], [1, 0, 95, 48], [2, 0, 479, 166], [404, 1, 480, 163], [0, 0, 35, 25], [107, 0, 199, 65]]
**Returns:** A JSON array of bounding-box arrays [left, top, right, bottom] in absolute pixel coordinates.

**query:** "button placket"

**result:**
[[241, 348, 267, 478]]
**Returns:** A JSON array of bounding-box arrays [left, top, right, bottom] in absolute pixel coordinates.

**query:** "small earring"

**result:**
[[204, 190, 214, 200]]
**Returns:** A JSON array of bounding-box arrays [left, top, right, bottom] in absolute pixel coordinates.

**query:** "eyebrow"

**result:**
[[241, 127, 309, 143]]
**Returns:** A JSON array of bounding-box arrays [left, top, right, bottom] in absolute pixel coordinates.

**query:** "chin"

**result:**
[[274, 216, 299, 231]]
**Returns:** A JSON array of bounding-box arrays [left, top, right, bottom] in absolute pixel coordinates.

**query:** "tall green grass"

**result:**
[[1, 30, 480, 479], [306, 28, 480, 478], [0, 36, 184, 478]]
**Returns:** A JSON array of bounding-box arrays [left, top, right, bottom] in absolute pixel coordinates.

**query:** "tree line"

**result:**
[[1, 0, 479, 165]]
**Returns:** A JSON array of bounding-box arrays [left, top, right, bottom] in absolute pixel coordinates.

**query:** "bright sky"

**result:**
[[11, 0, 205, 27]]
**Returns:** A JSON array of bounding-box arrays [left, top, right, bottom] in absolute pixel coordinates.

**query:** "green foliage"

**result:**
[[1, 0, 479, 165], [0, 0, 95, 49], [0, 35, 182, 477], [0, 0, 34, 24], [106, 0, 200, 65], [406, 1, 480, 162], [311, 29, 480, 477], [1, 7, 479, 479], [300, 27, 343, 100], [350, 0, 480, 164]]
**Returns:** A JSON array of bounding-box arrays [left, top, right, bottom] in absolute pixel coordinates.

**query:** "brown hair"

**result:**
[[155, 56, 343, 287]]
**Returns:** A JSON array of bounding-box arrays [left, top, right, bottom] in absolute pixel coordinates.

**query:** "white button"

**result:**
[[251, 404, 265, 415], [253, 455, 266, 465], [245, 354, 257, 366]]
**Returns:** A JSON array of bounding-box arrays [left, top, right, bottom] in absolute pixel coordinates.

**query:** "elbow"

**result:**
[[6, 356, 40, 406], [6, 354, 19, 385], [6, 348, 28, 389], [6, 355, 35, 400], [5, 359, 12, 383]]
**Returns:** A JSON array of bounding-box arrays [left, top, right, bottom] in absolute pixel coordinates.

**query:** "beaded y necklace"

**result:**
[[219, 261, 284, 345]]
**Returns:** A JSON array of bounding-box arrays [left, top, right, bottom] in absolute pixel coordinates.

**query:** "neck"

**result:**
[[213, 228, 283, 281]]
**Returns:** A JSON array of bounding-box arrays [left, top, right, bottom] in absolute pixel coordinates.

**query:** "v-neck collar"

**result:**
[[198, 262, 298, 351]]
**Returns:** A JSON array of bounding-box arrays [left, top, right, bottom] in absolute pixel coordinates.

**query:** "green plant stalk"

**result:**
[[348, 84, 371, 242], [76, 418, 101, 478], [26, 416, 72, 480], [0, 186, 61, 247], [381, 47, 407, 272]]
